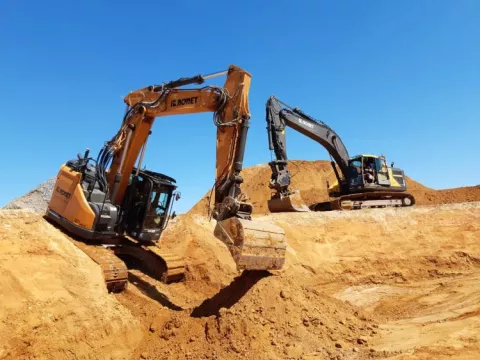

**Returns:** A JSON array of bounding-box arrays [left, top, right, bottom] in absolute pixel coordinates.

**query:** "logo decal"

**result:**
[[56, 186, 71, 199], [298, 118, 314, 129], [171, 96, 199, 107]]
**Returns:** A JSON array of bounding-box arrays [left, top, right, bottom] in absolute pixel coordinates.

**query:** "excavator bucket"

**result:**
[[214, 217, 286, 270], [267, 190, 310, 213]]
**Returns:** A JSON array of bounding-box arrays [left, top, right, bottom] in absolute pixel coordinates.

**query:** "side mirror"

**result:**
[[175, 192, 181, 201], [391, 162, 395, 168], [171, 211, 177, 219]]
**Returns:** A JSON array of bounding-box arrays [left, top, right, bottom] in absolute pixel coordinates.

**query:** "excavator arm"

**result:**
[[265, 95, 350, 211], [102, 66, 251, 218], [103, 65, 259, 224]]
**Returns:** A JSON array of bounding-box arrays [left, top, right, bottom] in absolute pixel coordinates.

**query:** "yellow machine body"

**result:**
[[48, 165, 95, 230]]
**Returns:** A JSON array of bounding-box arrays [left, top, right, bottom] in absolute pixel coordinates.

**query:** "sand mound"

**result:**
[[3, 178, 56, 213], [116, 214, 378, 360], [126, 274, 376, 360], [0, 210, 142, 360], [3, 161, 480, 360], [2, 202, 480, 359], [406, 178, 480, 205], [189, 160, 480, 216], [113, 202, 480, 359], [189, 160, 335, 216]]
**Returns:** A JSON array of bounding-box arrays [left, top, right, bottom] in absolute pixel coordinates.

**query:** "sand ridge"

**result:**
[[189, 160, 480, 216]]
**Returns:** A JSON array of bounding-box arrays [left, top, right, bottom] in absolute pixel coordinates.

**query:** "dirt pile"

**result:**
[[112, 202, 480, 359], [3, 162, 480, 360], [3, 177, 56, 213], [189, 160, 480, 216], [406, 178, 480, 206], [111, 214, 377, 359], [189, 160, 334, 216], [120, 270, 376, 360], [0, 210, 142, 360]]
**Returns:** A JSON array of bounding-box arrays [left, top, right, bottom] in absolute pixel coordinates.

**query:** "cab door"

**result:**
[[347, 158, 364, 189], [375, 157, 391, 186], [125, 175, 151, 237]]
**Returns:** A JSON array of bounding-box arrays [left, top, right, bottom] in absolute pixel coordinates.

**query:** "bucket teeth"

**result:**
[[268, 191, 310, 213], [214, 217, 286, 271]]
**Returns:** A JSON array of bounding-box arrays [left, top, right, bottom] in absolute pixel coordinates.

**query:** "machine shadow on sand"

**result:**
[[127, 272, 183, 311], [190, 270, 271, 318]]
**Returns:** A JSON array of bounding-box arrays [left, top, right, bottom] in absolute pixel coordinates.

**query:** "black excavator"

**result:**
[[265, 95, 416, 212]]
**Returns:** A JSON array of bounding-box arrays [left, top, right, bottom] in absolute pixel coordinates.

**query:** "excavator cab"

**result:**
[[347, 157, 364, 188], [348, 155, 392, 190], [123, 169, 179, 242]]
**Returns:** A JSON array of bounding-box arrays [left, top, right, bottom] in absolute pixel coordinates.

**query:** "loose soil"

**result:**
[[2, 160, 480, 359], [0, 210, 142, 360]]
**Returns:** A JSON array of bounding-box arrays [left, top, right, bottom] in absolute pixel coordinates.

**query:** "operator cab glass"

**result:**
[[143, 184, 173, 230], [374, 156, 390, 185], [125, 169, 178, 242], [347, 156, 364, 187], [348, 155, 391, 188]]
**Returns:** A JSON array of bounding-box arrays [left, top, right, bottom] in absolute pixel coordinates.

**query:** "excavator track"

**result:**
[[145, 247, 186, 283], [68, 236, 185, 289], [112, 236, 186, 284], [309, 191, 416, 211], [65, 235, 185, 291], [66, 237, 129, 292]]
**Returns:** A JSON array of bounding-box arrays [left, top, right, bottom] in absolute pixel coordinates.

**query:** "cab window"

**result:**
[[348, 159, 362, 175], [375, 158, 388, 173], [144, 185, 172, 229]]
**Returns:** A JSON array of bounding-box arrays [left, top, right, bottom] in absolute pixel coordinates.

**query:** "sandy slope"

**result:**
[[110, 202, 480, 359], [0, 210, 142, 360], [2, 204, 480, 359], [2, 159, 480, 359]]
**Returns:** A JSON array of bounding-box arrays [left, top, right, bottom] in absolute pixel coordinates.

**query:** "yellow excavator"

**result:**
[[45, 65, 286, 292], [265, 95, 415, 212]]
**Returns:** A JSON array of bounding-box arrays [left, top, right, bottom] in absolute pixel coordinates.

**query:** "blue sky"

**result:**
[[1, 0, 479, 213]]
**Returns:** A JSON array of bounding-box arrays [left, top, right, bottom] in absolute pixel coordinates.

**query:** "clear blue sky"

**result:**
[[1, 1, 479, 213]]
